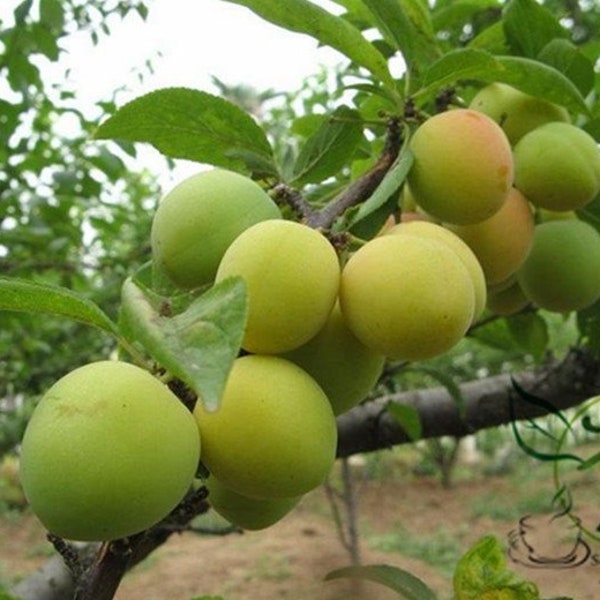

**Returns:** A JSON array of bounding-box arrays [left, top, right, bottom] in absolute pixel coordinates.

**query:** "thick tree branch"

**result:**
[[336, 348, 600, 457]]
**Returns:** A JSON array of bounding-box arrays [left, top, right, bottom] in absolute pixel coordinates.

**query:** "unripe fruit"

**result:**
[[20, 361, 201, 541], [517, 220, 600, 312], [407, 109, 514, 225], [194, 355, 337, 499], [486, 280, 529, 316], [151, 169, 281, 289], [216, 220, 340, 354], [282, 303, 385, 416], [205, 476, 301, 531], [447, 188, 535, 285], [386, 221, 487, 321], [513, 122, 600, 212], [469, 82, 570, 145], [339, 235, 475, 361]]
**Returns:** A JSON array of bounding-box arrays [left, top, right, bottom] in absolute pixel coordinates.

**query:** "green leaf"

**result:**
[[292, 106, 363, 185], [386, 403, 422, 441], [40, 0, 65, 32], [503, 0, 567, 59], [344, 148, 413, 228], [119, 277, 247, 411], [506, 312, 549, 362], [0, 277, 121, 339], [577, 297, 600, 356], [222, 0, 396, 91], [537, 39, 595, 97], [359, 0, 440, 73], [453, 535, 541, 600], [419, 48, 588, 115], [325, 564, 437, 600], [95, 88, 278, 177]]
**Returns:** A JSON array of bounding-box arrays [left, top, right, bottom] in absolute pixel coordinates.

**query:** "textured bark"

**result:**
[[10, 348, 600, 600], [336, 348, 600, 457]]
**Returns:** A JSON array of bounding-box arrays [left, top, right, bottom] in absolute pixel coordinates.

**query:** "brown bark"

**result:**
[[336, 348, 600, 458]]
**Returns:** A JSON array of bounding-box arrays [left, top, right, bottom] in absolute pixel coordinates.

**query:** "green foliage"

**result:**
[[327, 535, 562, 599], [119, 277, 247, 411], [325, 563, 437, 600], [95, 88, 279, 178], [0, 0, 158, 403]]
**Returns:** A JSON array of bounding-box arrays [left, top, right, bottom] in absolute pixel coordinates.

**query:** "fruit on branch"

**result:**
[[339, 234, 475, 361], [517, 220, 600, 312], [469, 82, 570, 145], [282, 303, 386, 416], [194, 355, 337, 499], [19, 361, 201, 542], [513, 122, 600, 212], [205, 475, 302, 531], [151, 169, 281, 289], [216, 220, 340, 354], [407, 108, 514, 225], [447, 187, 535, 286], [386, 220, 487, 320]]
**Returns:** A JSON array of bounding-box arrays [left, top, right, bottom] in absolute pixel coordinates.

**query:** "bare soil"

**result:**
[[2, 461, 600, 600]]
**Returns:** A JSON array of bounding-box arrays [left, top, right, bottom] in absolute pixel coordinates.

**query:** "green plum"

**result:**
[[282, 303, 386, 416], [151, 168, 281, 289], [339, 234, 475, 361], [469, 82, 570, 145], [19, 361, 201, 541], [215, 220, 340, 354], [513, 122, 600, 212], [194, 355, 337, 499], [205, 475, 302, 531], [517, 220, 600, 312]]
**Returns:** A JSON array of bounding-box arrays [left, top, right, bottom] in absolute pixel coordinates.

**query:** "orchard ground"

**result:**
[[2, 440, 600, 600]]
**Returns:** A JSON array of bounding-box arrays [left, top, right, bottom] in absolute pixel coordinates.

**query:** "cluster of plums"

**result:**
[[405, 82, 600, 318], [19, 82, 600, 542]]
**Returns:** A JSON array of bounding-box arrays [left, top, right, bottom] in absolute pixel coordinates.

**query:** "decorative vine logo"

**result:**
[[508, 383, 600, 573]]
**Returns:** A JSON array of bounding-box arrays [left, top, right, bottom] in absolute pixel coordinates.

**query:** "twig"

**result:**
[[305, 117, 403, 230]]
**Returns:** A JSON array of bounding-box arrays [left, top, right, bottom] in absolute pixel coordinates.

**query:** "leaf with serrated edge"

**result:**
[[95, 88, 277, 176], [292, 106, 363, 185], [120, 277, 247, 411], [0, 276, 120, 339]]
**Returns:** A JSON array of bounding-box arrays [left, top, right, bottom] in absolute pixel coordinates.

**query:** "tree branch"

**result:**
[[305, 117, 402, 230], [336, 348, 600, 457]]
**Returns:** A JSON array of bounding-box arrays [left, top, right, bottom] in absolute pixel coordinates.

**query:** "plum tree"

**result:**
[[517, 220, 600, 312], [339, 234, 475, 361], [386, 220, 487, 320], [151, 169, 281, 289], [513, 122, 600, 211], [469, 82, 570, 145], [282, 303, 386, 416], [407, 109, 514, 225], [447, 188, 535, 286], [204, 475, 302, 531], [19, 361, 201, 542], [215, 220, 340, 354], [194, 355, 337, 499]]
